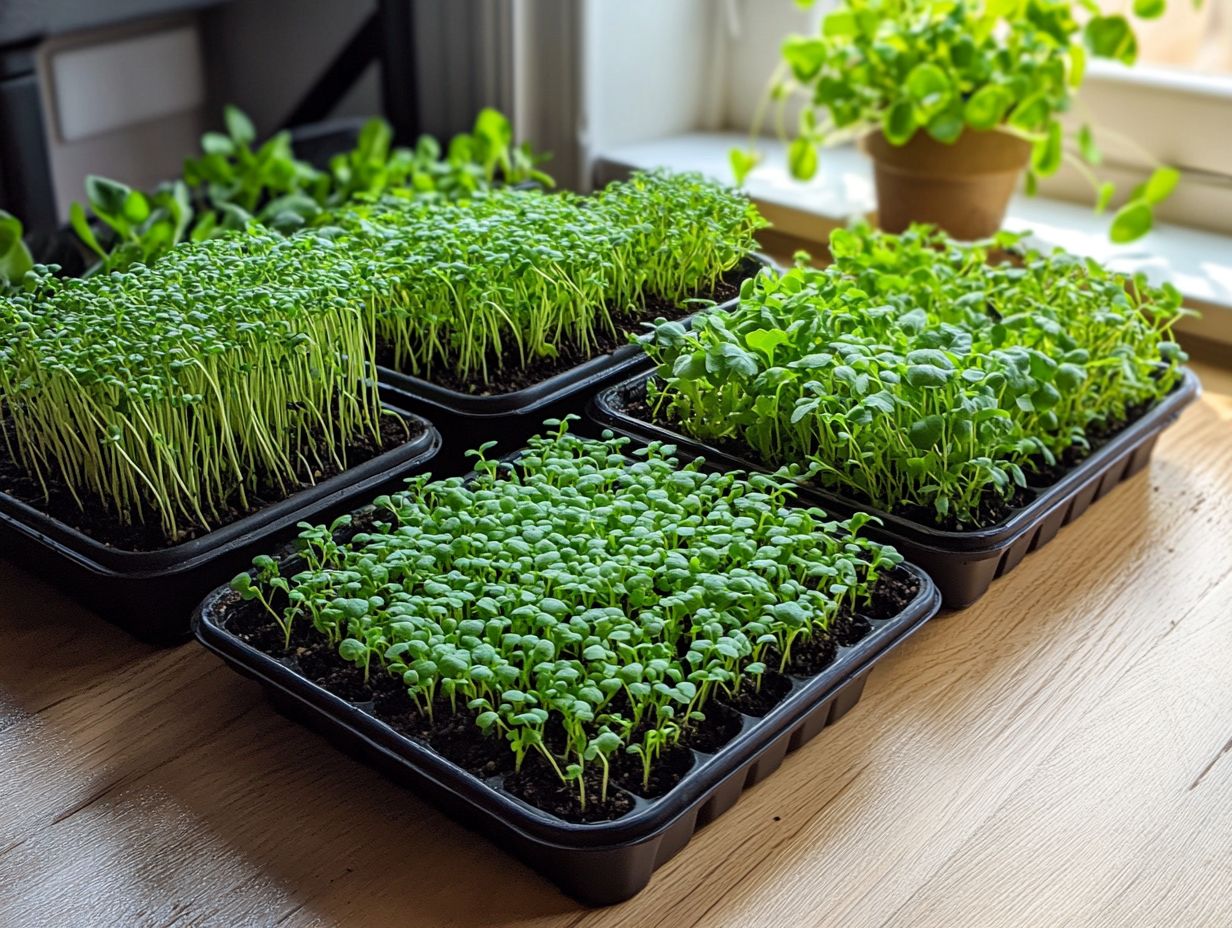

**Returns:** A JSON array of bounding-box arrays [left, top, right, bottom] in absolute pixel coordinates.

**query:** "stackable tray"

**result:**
[[590, 368, 1200, 608], [195, 553, 939, 906], [0, 392, 441, 644], [373, 254, 776, 449]]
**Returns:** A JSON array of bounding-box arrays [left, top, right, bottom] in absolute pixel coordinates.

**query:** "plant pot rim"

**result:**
[[864, 127, 1033, 176]]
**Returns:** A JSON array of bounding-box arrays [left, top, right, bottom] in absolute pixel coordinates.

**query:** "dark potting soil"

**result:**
[[616, 386, 1158, 532], [504, 757, 637, 823], [0, 412, 423, 552], [609, 741, 696, 799], [219, 566, 919, 824], [377, 259, 755, 396], [718, 672, 794, 717], [681, 702, 746, 754]]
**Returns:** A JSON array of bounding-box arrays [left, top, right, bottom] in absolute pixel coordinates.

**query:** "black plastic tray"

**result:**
[[373, 254, 775, 429], [195, 549, 939, 905], [0, 394, 441, 644], [591, 368, 1200, 608]]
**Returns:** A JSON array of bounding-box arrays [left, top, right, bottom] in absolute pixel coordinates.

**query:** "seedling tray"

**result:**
[[0, 395, 441, 644], [195, 547, 938, 906], [374, 254, 775, 431], [591, 368, 1200, 607]]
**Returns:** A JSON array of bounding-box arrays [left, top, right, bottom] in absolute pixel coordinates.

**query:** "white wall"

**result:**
[[581, 0, 723, 158], [721, 0, 826, 130]]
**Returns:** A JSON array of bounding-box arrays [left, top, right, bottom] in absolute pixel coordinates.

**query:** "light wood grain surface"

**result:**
[[2, 361, 1230, 928]]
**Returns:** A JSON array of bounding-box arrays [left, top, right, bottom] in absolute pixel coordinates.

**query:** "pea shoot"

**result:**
[[640, 223, 1189, 528], [234, 419, 902, 813]]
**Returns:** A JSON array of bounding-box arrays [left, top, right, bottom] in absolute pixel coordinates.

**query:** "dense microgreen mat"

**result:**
[[639, 224, 1188, 528], [232, 421, 902, 811], [0, 228, 384, 538], [333, 171, 765, 383], [0, 171, 760, 538]]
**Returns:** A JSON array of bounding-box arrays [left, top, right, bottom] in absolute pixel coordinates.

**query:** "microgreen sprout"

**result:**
[[234, 418, 902, 813], [640, 223, 1189, 528], [328, 170, 764, 384], [0, 227, 384, 538]]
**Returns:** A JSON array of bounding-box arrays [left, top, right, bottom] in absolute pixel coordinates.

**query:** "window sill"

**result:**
[[593, 131, 1232, 347]]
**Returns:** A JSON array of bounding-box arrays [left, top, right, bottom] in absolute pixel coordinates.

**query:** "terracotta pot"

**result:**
[[864, 129, 1032, 241]]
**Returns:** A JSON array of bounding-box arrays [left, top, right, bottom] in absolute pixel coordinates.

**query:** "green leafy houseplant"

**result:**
[[232, 419, 904, 817], [639, 223, 1188, 527], [734, 0, 1185, 241], [70, 105, 553, 275]]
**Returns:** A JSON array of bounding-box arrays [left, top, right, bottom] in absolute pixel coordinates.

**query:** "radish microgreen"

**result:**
[[235, 419, 902, 812]]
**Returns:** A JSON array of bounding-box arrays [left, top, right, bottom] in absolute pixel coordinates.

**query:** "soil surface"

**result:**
[[0, 412, 425, 552], [218, 566, 920, 824], [376, 258, 758, 396], [615, 383, 1161, 532]]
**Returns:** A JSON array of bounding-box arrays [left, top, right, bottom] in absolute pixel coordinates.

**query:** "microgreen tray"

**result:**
[[195, 556, 939, 906], [592, 367, 1200, 607], [0, 395, 441, 644], [373, 253, 775, 425]]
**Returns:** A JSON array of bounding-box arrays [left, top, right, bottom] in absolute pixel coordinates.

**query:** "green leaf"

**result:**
[[1077, 125, 1102, 165], [1084, 15, 1138, 65], [1008, 94, 1050, 131], [1095, 181, 1116, 213], [729, 147, 760, 185], [781, 36, 828, 81], [473, 107, 513, 149], [1133, 0, 1165, 19], [0, 210, 33, 285], [123, 189, 151, 224], [1142, 166, 1180, 205], [1110, 200, 1153, 243], [85, 175, 132, 219], [882, 100, 917, 146], [905, 63, 952, 116], [69, 202, 106, 259], [201, 132, 235, 156], [963, 85, 1012, 131], [745, 328, 790, 358], [927, 100, 965, 144], [224, 105, 256, 146], [788, 137, 819, 181], [905, 364, 952, 388], [1032, 122, 1063, 176], [908, 415, 944, 449]]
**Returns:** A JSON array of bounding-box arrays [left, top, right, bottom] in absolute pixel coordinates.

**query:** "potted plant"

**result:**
[[195, 420, 941, 903], [0, 223, 440, 642], [733, 0, 1183, 241], [595, 223, 1197, 605]]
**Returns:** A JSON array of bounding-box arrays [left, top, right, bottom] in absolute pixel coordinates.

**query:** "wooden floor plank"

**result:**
[[0, 361, 1229, 928]]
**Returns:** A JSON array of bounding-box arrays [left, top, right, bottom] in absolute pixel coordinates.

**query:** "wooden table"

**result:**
[[2, 361, 1230, 928]]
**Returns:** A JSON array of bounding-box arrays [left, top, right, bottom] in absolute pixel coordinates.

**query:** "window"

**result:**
[[572, 0, 1232, 345]]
